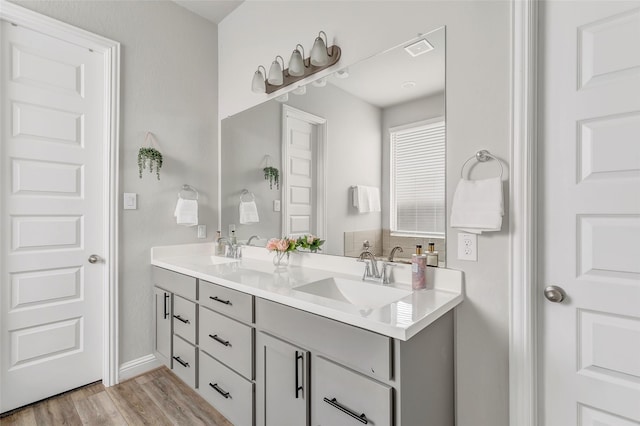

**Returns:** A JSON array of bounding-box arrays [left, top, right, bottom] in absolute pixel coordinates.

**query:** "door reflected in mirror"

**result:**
[[221, 26, 446, 265]]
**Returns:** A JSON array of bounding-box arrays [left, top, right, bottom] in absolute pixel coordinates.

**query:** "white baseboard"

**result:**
[[118, 353, 163, 382]]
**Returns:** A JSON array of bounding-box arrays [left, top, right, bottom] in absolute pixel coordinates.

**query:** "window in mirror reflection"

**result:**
[[390, 118, 446, 238]]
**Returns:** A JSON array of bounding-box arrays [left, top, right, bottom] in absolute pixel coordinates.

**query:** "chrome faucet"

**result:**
[[220, 238, 241, 259], [358, 250, 380, 279], [246, 235, 260, 246], [388, 246, 403, 262]]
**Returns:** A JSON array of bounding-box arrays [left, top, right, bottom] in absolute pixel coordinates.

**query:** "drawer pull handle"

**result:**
[[295, 351, 304, 398], [209, 382, 231, 399], [163, 293, 170, 319], [173, 315, 190, 324], [172, 356, 190, 368], [210, 296, 232, 306], [323, 397, 368, 424], [209, 334, 231, 347]]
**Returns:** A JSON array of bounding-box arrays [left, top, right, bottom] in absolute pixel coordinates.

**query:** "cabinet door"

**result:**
[[154, 287, 172, 367], [257, 332, 309, 426]]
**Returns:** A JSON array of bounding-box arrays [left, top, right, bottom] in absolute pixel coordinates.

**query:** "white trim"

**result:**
[[281, 104, 327, 239], [509, 0, 538, 425], [118, 354, 163, 382], [0, 0, 120, 388]]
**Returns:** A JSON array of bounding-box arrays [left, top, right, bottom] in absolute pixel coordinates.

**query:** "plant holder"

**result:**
[[263, 166, 279, 190], [139, 132, 163, 180]]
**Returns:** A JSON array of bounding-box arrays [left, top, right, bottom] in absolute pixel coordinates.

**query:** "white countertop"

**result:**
[[151, 243, 464, 341]]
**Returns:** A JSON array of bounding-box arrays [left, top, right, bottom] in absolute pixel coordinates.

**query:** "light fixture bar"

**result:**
[[264, 45, 341, 94]]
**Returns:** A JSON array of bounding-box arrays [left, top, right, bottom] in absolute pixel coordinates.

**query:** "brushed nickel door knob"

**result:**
[[88, 254, 101, 264], [544, 285, 566, 303]]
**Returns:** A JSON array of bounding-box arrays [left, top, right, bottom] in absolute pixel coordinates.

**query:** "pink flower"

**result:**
[[266, 238, 279, 251], [276, 239, 289, 251], [306, 235, 316, 244]]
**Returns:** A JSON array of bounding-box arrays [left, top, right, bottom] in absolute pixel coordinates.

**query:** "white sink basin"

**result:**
[[295, 277, 411, 309]]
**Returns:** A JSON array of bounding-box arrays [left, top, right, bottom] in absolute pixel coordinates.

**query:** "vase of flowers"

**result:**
[[266, 237, 297, 267], [296, 235, 325, 253]]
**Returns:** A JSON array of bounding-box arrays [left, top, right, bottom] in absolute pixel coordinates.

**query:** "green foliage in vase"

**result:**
[[138, 147, 163, 180]]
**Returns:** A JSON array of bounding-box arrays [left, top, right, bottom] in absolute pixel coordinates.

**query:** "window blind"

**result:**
[[390, 120, 445, 237]]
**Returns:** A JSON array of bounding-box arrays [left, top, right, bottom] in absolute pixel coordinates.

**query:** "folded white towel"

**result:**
[[239, 200, 260, 224], [353, 185, 381, 213], [174, 198, 198, 227], [450, 177, 503, 234]]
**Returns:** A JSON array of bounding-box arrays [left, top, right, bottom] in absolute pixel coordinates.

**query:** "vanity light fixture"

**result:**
[[310, 31, 330, 66], [251, 30, 341, 95], [251, 65, 267, 93], [288, 44, 307, 77], [334, 68, 349, 79], [267, 56, 285, 85], [292, 85, 306, 95], [311, 77, 327, 87]]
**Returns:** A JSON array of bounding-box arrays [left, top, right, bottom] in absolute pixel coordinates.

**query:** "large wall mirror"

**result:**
[[221, 26, 446, 264]]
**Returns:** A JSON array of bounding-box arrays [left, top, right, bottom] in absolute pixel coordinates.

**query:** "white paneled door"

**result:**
[[539, 2, 640, 425], [1, 20, 105, 412], [282, 106, 326, 239]]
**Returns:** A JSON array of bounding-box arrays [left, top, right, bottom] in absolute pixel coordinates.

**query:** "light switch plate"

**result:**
[[273, 200, 281, 212], [123, 193, 137, 210], [457, 232, 477, 261], [197, 225, 206, 239]]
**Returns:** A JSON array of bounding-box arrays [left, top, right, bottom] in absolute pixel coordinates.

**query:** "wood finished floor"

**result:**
[[0, 367, 233, 426]]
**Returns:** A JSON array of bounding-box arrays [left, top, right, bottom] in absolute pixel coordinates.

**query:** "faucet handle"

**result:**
[[361, 260, 371, 280], [381, 261, 397, 285]]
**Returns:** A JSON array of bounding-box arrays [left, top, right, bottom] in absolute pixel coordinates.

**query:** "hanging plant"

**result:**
[[138, 147, 163, 180], [263, 166, 279, 190]]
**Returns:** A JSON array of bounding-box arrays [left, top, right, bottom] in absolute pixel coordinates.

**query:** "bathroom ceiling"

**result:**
[[173, 0, 244, 24]]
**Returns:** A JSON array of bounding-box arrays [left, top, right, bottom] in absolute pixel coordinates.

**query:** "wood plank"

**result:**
[[32, 393, 83, 426], [105, 379, 173, 426], [69, 381, 105, 404], [0, 407, 37, 426], [133, 367, 165, 386], [74, 391, 127, 426]]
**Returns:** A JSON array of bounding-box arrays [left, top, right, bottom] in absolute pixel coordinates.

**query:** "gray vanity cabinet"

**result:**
[[153, 287, 172, 367], [257, 332, 310, 426]]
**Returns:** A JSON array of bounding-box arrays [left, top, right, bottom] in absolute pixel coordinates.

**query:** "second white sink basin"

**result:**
[[295, 277, 411, 309]]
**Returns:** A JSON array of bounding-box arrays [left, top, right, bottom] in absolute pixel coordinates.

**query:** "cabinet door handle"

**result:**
[[173, 314, 190, 324], [209, 382, 231, 399], [209, 296, 232, 306], [295, 351, 304, 398], [209, 334, 231, 347], [163, 293, 170, 319], [323, 397, 368, 424], [172, 356, 189, 368]]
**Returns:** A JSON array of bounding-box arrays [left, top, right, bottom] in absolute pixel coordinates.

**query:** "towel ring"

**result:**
[[179, 184, 199, 200], [240, 189, 255, 202], [460, 150, 504, 180]]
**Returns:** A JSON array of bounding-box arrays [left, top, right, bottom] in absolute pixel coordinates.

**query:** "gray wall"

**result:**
[[219, 2, 511, 425], [221, 83, 382, 256], [13, 1, 219, 366]]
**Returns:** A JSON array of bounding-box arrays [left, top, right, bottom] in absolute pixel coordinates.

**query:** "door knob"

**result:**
[[544, 285, 566, 303], [88, 254, 101, 264]]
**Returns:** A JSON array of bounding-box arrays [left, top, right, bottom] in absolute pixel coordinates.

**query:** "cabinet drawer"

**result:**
[[313, 356, 392, 426], [153, 267, 196, 300], [257, 298, 392, 381], [172, 335, 197, 388], [199, 350, 253, 426], [200, 280, 253, 323], [173, 295, 196, 344], [200, 307, 253, 379]]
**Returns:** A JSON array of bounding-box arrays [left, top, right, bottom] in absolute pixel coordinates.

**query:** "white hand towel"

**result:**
[[450, 177, 503, 234], [239, 200, 260, 224], [174, 198, 198, 227], [353, 185, 381, 213]]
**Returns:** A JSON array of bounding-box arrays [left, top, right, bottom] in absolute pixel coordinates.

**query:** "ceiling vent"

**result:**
[[404, 39, 434, 57]]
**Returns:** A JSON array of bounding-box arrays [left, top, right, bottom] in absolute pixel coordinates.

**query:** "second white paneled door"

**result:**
[[1, 20, 106, 412], [539, 1, 640, 424]]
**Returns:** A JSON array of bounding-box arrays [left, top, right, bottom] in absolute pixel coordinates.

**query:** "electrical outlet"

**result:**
[[457, 232, 478, 261], [228, 224, 236, 235], [197, 225, 206, 239]]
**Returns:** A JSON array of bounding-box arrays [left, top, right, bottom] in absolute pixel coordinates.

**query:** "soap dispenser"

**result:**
[[411, 245, 427, 290], [426, 242, 439, 267]]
